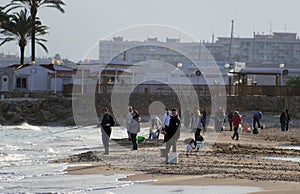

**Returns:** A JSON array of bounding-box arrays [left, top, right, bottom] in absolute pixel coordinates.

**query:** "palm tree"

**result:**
[[286, 77, 300, 87], [0, 6, 9, 22], [0, 9, 48, 64], [8, 0, 65, 62]]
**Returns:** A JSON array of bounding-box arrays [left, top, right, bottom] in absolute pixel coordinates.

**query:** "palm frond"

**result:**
[[36, 41, 48, 53], [0, 37, 15, 46]]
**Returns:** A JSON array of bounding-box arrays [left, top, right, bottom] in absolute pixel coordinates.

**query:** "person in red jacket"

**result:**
[[231, 111, 242, 140]]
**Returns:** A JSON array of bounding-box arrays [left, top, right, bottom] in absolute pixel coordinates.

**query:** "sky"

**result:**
[[1, 0, 300, 62]]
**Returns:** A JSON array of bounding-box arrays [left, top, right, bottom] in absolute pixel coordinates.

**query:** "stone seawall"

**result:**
[[0, 94, 299, 126]]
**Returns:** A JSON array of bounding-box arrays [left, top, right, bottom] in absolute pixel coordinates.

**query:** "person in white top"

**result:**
[[191, 109, 202, 133], [162, 108, 171, 141], [162, 108, 171, 128], [126, 106, 133, 141], [149, 116, 162, 139]]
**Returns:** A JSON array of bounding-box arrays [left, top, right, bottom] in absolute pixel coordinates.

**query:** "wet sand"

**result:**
[[55, 123, 300, 194]]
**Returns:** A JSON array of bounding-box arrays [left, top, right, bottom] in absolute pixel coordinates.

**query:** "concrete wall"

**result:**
[[94, 94, 300, 118]]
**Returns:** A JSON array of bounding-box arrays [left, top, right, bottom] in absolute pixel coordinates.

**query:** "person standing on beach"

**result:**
[[227, 110, 234, 131], [164, 108, 181, 163], [191, 109, 202, 133], [215, 107, 225, 132], [285, 109, 291, 131], [231, 111, 242, 141], [129, 110, 141, 150], [253, 111, 263, 129], [201, 108, 207, 130], [126, 106, 133, 141], [100, 108, 115, 155], [280, 111, 287, 131]]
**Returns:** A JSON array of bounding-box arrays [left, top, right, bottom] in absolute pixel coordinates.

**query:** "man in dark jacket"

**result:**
[[164, 108, 181, 163], [100, 107, 115, 155], [285, 109, 291, 131]]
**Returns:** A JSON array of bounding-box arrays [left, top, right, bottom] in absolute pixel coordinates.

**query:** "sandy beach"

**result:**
[[53, 116, 300, 194]]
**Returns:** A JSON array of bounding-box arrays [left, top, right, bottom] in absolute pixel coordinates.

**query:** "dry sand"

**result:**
[[54, 120, 300, 194]]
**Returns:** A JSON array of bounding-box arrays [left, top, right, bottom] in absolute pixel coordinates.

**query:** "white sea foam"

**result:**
[[266, 156, 300, 163], [15, 123, 41, 131]]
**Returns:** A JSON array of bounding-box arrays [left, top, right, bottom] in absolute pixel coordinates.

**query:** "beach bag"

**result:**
[[237, 124, 242, 133]]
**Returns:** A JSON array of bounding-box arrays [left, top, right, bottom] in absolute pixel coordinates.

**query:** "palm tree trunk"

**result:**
[[20, 44, 25, 65], [31, 0, 37, 63]]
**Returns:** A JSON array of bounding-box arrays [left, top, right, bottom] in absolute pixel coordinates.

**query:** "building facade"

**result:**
[[1, 64, 76, 92], [205, 32, 300, 66], [98, 37, 206, 65], [99, 32, 300, 67]]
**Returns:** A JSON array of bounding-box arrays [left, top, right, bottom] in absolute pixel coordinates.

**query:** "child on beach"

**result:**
[[129, 110, 141, 150], [186, 139, 196, 156]]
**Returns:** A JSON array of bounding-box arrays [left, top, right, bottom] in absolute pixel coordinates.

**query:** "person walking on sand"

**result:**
[[231, 111, 242, 141], [285, 109, 291, 132], [129, 110, 141, 150], [280, 111, 287, 132], [164, 108, 181, 163], [100, 108, 115, 155], [227, 110, 234, 131], [126, 106, 133, 141]]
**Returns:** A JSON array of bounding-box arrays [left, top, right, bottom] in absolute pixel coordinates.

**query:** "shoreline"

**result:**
[[64, 161, 300, 194], [58, 128, 300, 193]]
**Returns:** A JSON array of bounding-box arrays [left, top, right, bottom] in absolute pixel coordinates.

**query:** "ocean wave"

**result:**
[[0, 172, 25, 182], [15, 123, 41, 131]]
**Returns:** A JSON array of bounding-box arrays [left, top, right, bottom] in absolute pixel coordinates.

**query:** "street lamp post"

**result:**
[[224, 63, 230, 85], [53, 59, 61, 93], [177, 63, 183, 93], [279, 63, 285, 86]]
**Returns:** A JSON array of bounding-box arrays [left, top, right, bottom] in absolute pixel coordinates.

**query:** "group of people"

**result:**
[[99, 107, 141, 155], [99, 106, 181, 163], [184, 108, 207, 131], [99, 106, 292, 159], [280, 109, 291, 132]]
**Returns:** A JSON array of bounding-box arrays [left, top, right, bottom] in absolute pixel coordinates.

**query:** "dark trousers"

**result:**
[[281, 122, 286, 131], [232, 126, 239, 140], [229, 120, 233, 131], [286, 121, 289, 131], [101, 127, 111, 154], [253, 116, 261, 129], [165, 138, 177, 161], [131, 133, 137, 150], [201, 118, 206, 129]]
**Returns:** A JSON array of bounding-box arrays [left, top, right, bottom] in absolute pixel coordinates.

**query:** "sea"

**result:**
[[0, 124, 262, 193]]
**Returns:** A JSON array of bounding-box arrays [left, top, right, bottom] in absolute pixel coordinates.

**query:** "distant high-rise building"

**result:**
[[205, 32, 300, 66], [98, 37, 207, 66], [98, 32, 300, 67]]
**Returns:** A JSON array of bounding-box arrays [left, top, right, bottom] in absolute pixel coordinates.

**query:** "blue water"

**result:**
[[0, 124, 261, 193]]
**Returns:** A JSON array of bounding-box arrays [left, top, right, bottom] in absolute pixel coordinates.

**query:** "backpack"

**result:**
[[109, 115, 115, 127]]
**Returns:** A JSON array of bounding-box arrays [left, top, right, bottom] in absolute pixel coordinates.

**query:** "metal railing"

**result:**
[[64, 84, 300, 97]]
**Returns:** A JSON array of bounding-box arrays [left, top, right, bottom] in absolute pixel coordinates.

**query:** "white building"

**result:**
[[6, 64, 75, 92]]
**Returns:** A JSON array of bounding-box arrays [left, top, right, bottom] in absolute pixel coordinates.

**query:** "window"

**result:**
[[16, 77, 27, 89]]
